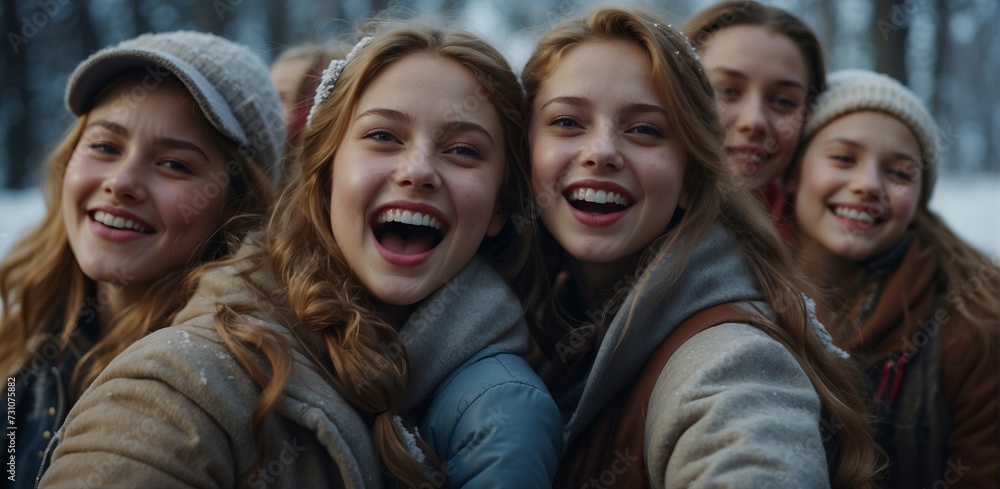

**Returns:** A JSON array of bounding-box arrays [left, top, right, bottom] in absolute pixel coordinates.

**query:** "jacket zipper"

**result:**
[[874, 351, 912, 406]]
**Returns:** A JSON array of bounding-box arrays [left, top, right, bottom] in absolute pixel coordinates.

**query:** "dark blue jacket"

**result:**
[[10, 322, 94, 489]]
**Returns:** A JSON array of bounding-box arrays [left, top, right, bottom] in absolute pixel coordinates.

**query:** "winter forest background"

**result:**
[[0, 0, 998, 258]]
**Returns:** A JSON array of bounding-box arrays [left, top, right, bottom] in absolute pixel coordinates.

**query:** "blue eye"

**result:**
[[161, 159, 193, 174], [364, 129, 398, 143], [90, 143, 118, 154], [715, 85, 739, 100], [627, 123, 663, 138], [446, 144, 481, 159], [772, 96, 801, 112], [549, 117, 581, 129]]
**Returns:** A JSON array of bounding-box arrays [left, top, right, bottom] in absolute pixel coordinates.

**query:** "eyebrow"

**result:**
[[355, 107, 411, 125], [709, 67, 806, 91], [823, 137, 920, 163], [356, 107, 495, 144], [622, 102, 668, 118], [85, 119, 211, 161], [540, 97, 668, 118], [539, 96, 589, 112]]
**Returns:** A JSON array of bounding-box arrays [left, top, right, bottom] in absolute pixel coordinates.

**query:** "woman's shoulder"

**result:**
[[659, 322, 814, 388], [645, 323, 829, 487], [419, 346, 562, 488], [97, 322, 259, 408], [432, 346, 552, 409]]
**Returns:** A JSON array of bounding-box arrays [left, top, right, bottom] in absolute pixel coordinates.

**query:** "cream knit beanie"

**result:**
[[803, 69, 939, 201]]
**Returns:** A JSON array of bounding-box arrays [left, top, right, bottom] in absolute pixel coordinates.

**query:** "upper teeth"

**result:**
[[377, 209, 442, 230], [93, 210, 151, 232], [568, 188, 630, 206], [834, 206, 875, 224]]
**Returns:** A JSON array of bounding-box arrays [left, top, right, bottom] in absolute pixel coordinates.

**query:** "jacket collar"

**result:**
[[562, 225, 764, 446]]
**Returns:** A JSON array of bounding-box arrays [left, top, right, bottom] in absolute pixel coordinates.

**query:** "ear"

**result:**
[[486, 206, 507, 237], [677, 190, 689, 210]]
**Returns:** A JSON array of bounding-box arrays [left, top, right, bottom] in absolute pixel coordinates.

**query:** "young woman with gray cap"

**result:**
[[0, 30, 283, 488]]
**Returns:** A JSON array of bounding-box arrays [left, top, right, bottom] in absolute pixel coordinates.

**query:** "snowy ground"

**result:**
[[2, 176, 998, 262]]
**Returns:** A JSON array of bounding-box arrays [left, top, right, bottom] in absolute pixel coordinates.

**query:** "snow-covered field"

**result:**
[[2, 177, 998, 262]]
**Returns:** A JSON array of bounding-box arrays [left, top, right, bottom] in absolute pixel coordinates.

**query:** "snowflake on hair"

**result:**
[[306, 36, 374, 127]]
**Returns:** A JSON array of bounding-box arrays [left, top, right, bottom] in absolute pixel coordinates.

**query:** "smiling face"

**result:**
[[700, 25, 809, 189], [529, 40, 686, 285], [328, 53, 506, 306], [790, 111, 922, 267], [61, 76, 232, 296]]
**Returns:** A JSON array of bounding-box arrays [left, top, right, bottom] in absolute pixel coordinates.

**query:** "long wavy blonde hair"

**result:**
[[0, 90, 276, 401], [199, 23, 538, 487], [522, 8, 882, 488]]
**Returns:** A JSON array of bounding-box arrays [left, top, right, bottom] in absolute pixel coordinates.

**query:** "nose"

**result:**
[[849, 159, 885, 199], [580, 122, 623, 170], [394, 142, 441, 191], [103, 154, 148, 203], [734, 93, 767, 139]]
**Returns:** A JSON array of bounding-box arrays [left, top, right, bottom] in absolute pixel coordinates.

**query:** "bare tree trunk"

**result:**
[[3, 0, 31, 188], [75, 0, 97, 58], [131, 0, 153, 35], [266, 0, 286, 47], [931, 0, 948, 117], [872, 0, 908, 83]]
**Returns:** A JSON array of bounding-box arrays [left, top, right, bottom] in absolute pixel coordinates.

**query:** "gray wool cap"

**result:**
[[65, 30, 286, 182]]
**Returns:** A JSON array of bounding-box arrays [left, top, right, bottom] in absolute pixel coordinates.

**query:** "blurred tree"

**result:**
[[0, 0, 997, 189], [873, 0, 909, 83], [2, 0, 29, 187]]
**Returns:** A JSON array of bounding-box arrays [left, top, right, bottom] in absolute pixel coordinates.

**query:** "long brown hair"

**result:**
[[683, 0, 827, 108], [0, 101, 275, 401], [522, 8, 881, 488], [202, 23, 538, 487]]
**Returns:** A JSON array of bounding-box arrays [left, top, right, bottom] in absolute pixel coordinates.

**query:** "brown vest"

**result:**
[[556, 303, 754, 488]]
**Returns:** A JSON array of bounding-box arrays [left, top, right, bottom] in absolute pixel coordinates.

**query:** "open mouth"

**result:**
[[90, 210, 154, 234], [372, 209, 445, 255], [830, 205, 883, 228], [566, 187, 631, 215]]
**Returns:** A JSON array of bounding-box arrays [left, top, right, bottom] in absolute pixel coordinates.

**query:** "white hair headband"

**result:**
[[306, 36, 374, 127]]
